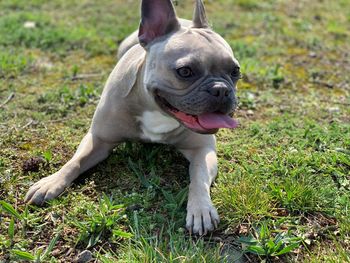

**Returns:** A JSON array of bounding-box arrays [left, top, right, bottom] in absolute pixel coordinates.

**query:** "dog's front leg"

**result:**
[[25, 132, 115, 205], [178, 135, 219, 235]]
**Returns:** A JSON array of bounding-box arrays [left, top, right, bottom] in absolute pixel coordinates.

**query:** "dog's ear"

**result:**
[[192, 0, 209, 28], [109, 46, 145, 98], [138, 0, 180, 47]]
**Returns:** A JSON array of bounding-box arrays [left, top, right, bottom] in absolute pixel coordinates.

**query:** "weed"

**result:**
[[239, 223, 302, 258], [70, 194, 131, 248], [42, 150, 52, 163]]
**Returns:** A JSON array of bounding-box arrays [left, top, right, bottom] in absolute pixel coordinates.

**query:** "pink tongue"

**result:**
[[198, 113, 238, 129]]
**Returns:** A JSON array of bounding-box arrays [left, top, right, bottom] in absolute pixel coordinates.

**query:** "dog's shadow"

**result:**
[[75, 142, 189, 193]]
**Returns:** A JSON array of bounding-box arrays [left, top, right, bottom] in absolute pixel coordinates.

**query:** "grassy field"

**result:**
[[0, 0, 349, 262]]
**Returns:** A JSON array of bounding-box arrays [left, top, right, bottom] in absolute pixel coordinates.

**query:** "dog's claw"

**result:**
[[186, 199, 219, 235]]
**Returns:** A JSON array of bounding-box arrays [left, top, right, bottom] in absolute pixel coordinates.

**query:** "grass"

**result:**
[[0, 0, 349, 262]]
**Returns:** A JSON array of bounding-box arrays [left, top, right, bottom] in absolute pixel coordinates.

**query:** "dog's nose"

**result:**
[[207, 83, 231, 98]]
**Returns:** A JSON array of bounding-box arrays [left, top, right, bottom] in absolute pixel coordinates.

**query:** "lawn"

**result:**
[[0, 0, 349, 262]]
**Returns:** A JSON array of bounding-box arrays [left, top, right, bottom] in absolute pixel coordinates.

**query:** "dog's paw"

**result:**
[[186, 199, 220, 235], [24, 173, 68, 205]]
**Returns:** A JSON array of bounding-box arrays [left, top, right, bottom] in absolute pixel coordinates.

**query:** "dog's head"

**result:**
[[139, 0, 240, 134]]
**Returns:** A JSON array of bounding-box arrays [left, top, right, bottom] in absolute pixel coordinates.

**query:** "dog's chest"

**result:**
[[137, 111, 180, 142]]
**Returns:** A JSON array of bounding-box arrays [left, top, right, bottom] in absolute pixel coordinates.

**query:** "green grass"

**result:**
[[1, 0, 350, 262]]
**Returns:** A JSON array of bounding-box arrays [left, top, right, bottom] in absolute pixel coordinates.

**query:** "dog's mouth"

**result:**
[[155, 93, 238, 134]]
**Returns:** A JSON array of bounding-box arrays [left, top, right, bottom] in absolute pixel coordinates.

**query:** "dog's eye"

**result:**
[[231, 66, 241, 79], [176, 67, 194, 78]]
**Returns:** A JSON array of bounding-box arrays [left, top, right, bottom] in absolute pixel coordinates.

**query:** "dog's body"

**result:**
[[25, 0, 240, 235]]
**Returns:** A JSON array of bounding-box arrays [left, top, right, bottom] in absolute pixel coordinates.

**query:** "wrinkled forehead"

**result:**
[[150, 28, 238, 67], [184, 28, 234, 57]]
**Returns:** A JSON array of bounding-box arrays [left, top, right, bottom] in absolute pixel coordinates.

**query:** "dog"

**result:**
[[25, 0, 240, 235]]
